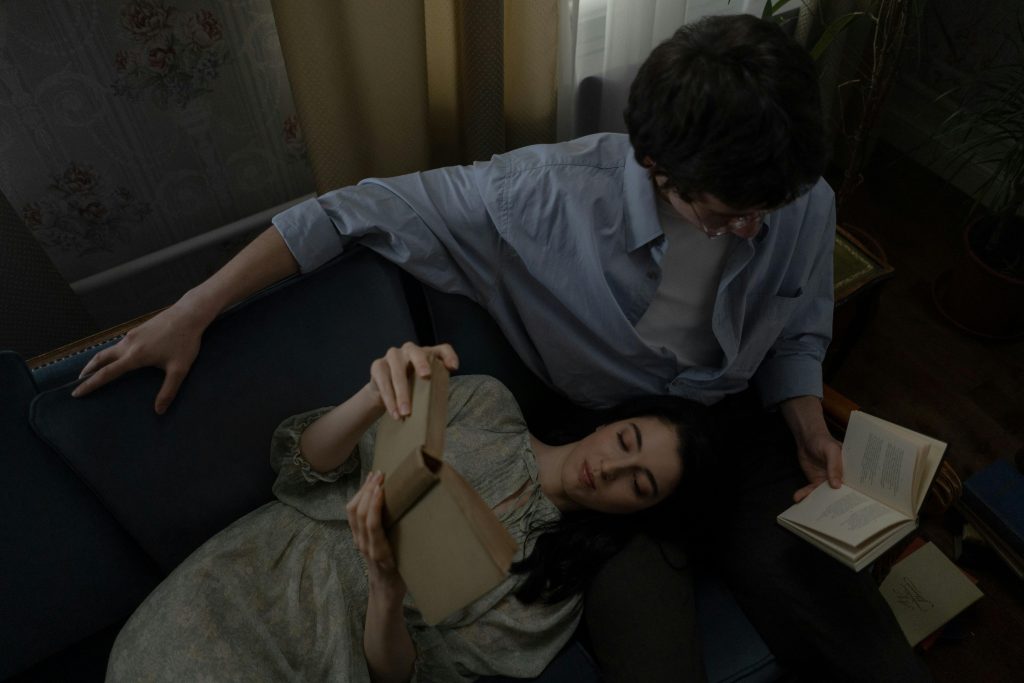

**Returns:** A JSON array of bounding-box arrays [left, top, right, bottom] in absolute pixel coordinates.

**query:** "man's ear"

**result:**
[[641, 155, 656, 169]]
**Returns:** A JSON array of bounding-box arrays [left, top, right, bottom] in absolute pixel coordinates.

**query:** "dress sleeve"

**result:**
[[269, 408, 369, 522]]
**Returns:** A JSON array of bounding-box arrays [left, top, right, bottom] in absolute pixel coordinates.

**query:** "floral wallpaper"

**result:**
[[0, 0, 313, 323], [23, 162, 151, 255], [111, 3, 231, 109]]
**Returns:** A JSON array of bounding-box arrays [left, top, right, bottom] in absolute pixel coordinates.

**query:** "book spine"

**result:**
[[383, 447, 440, 527]]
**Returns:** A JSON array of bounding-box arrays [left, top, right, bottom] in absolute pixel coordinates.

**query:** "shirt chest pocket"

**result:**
[[732, 289, 806, 375], [766, 287, 804, 322]]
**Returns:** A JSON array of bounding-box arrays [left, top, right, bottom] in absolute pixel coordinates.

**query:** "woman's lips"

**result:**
[[580, 461, 596, 489]]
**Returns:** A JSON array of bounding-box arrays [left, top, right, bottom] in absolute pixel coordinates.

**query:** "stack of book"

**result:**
[[957, 457, 1024, 580]]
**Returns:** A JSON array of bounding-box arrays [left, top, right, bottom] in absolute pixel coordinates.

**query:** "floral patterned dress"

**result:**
[[106, 376, 580, 682]]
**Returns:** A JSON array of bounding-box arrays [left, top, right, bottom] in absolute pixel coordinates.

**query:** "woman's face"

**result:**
[[560, 417, 684, 514]]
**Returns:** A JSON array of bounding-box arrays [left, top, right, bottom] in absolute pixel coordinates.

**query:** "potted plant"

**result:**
[[932, 54, 1024, 338]]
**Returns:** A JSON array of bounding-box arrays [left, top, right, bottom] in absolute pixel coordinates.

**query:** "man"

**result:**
[[74, 14, 930, 682]]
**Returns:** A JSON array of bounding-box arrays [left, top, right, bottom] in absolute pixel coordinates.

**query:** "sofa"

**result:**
[[3, 247, 784, 682]]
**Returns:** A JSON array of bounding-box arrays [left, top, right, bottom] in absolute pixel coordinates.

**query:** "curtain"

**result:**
[[271, 0, 564, 194]]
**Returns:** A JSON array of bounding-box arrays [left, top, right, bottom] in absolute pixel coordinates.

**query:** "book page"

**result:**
[[880, 542, 983, 646], [779, 515, 916, 571], [843, 412, 925, 517], [860, 414, 947, 513], [777, 483, 911, 548]]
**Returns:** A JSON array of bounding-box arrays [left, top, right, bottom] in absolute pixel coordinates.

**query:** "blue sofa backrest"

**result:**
[[30, 248, 419, 574]]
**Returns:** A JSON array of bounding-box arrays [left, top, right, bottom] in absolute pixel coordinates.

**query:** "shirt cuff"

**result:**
[[754, 354, 823, 408], [272, 197, 346, 273]]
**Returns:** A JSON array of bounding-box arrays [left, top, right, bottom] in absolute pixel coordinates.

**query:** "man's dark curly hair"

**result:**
[[624, 14, 825, 210]]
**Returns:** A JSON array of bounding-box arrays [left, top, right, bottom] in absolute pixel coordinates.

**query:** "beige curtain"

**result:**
[[271, 0, 560, 194]]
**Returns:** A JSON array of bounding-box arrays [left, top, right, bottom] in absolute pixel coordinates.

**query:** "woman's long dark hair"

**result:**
[[511, 396, 710, 604]]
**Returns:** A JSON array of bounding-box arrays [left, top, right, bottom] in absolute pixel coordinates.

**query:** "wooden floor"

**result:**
[[829, 146, 1024, 683]]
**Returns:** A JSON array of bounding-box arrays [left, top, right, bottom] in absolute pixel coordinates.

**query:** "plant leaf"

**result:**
[[810, 12, 864, 61]]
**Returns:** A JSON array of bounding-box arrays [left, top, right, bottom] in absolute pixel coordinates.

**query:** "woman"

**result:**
[[107, 343, 706, 682]]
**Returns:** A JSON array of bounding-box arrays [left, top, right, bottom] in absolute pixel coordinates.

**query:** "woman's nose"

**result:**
[[601, 455, 638, 479]]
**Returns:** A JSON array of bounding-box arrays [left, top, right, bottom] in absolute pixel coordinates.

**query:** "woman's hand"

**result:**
[[297, 342, 458, 475], [368, 342, 459, 420], [348, 471, 406, 599], [352, 472, 417, 682]]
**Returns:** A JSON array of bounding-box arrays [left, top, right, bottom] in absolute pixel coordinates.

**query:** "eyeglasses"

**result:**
[[690, 202, 765, 239], [652, 174, 766, 239]]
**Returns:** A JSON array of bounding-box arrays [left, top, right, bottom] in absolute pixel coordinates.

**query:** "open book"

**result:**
[[777, 411, 947, 571], [372, 360, 518, 624]]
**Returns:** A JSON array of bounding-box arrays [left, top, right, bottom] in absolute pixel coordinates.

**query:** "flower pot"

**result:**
[[934, 217, 1024, 338]]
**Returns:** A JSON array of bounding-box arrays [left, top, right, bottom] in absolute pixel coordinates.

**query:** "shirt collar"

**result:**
[[622, 148, 664, 252]]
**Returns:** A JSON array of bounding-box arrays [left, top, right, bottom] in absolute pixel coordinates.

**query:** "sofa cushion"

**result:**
[[695, 573, 783, 683], [30, 249, 419, 572], [0, 351, 159, 680]]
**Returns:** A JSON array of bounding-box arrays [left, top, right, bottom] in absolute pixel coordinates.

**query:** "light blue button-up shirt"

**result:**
[[273, 133, 835, 408]]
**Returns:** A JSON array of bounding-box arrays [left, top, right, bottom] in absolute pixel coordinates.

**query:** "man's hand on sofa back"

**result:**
[[72, 300, 208, 414], [71, 226, 299, 413]]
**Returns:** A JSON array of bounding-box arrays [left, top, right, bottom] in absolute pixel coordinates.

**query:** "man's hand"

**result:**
[[71, 225, 299, 415], [780, 395, 843, 503], [71, 294, 214, 414], [792, 429, 843, 503]]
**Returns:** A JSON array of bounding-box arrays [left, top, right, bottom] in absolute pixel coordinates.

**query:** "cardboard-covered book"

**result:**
[[372, 360, 518, 624], [879, 540, 983, 647], [777, 412, 947, 571]]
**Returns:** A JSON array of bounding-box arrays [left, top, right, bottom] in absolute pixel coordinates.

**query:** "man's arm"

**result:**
[[754, 181, 841, 500], [73, 226, 298, 413], [75, 160, 501, 414]]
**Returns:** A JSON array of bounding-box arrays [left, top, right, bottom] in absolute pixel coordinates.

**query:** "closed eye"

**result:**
[[633, 473, 644, 497]]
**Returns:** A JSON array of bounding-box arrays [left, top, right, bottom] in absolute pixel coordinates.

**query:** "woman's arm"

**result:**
[[298, 342, 459, 474], [299, 383, 386, 474], [349, 471, 416, 683]]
